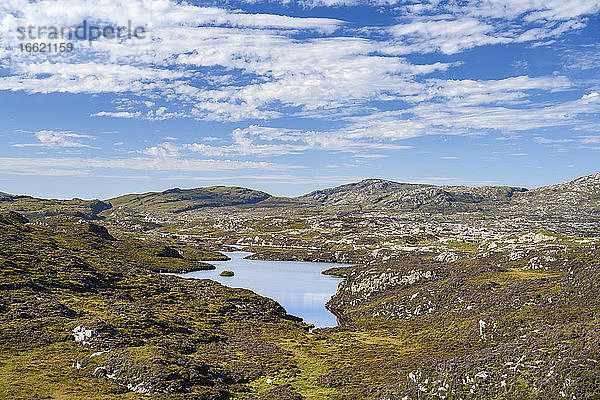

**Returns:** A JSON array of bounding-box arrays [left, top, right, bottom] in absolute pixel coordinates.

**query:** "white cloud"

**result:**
[[0, 156, 293, 174], [564, 45, 600, 71], [534, 137, 574, 144], [0, 62, 184, 94], [1, 0, 599, 159], [387, 15, 588, 55], [380, 0, 600, 55], [0, 0, 454, 123], [91, 111, 142, 118], [389, 17, 509, 55], [12, 130, 94, 148], [582, 92, 600, 102], [340, 82, 600, 140], [578, 135, 600, 144], [0, 1, 342, 33], [142, 142, 181, 157], [403, 75, 571, 105], [142, 124, 413, 159], [307, 0, 600, 21]]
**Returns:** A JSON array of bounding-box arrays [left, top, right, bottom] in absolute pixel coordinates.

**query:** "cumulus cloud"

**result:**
[[582, 92, 600, 102]]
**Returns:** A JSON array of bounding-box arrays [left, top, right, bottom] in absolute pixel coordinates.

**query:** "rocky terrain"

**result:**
[[299, 179, 529, 213], [0, 193, 111, 219], [3, 172, 599, 220], [0, 211, 311, 399], [1, 172, 600, 399]]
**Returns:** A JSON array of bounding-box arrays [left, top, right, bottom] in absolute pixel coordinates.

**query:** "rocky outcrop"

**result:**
[[156, 245, 183, 258], [0, 211, 29, 225], [88, 223, 117, 241]]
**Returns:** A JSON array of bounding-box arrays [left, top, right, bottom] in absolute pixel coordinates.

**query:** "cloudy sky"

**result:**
[[1, 0, 599, 199]]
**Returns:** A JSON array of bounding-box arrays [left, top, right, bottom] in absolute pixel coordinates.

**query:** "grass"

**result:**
[[0, 344, 137, 400], [470, 268, 564, 287]]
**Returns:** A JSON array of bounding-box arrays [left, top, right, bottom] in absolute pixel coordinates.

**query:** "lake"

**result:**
[[175, 251, 344, 327]]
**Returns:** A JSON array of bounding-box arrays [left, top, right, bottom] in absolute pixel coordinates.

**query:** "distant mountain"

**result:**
[[510, 172, 600, 215], [0, 193, 111, 219], [2, 173, 599, 217], [531, 172, 600, 197], [299, 179, 430, 205], [299, 178, 528, 213], [108, 186, 272, 213], [298, 173, 600, 215]]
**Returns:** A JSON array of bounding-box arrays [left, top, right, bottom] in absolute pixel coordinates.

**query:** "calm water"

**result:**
[[175, 251, 344, 327]]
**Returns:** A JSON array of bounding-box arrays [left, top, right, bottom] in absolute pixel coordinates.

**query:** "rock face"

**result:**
[[156, 245, 183, 258], [88, 223, 117, 241], [327, 257, 442, 321], [511, 172, 600, 216], [300, 179, 428, 204], [89, 200, 113, 215], [4, 211, 29, 224]]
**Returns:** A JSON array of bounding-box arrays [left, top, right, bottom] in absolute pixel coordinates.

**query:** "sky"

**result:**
[[1, 0, 599, 199]]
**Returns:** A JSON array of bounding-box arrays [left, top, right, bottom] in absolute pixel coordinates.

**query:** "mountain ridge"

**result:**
[[1, 172, 599, 217]]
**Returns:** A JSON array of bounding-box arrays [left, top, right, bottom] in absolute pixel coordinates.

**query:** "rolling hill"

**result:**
[[2, 172, 599, 217], [107, 186, 272, 213]]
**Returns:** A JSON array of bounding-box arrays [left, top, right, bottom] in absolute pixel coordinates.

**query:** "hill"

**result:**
[[299, 178, 528, 213], [0, 193, 111, 219], [510, 172, 600, 216], [2, 172, 599, 218], [2, 172, 600, 399], [0, 211, 305, 399], [108, 186, 272, 213], [298, 173, 600, 215]]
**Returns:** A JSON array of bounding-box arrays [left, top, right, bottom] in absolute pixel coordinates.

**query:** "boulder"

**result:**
[[88, 223, 117, 241], [156, 246, 183, 258]]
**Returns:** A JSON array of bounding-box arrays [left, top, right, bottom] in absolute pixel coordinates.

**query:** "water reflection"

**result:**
[[175, 251, 344, 327]]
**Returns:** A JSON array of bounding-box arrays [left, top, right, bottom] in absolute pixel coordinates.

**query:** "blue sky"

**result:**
[[1, 0, 599, 199]]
